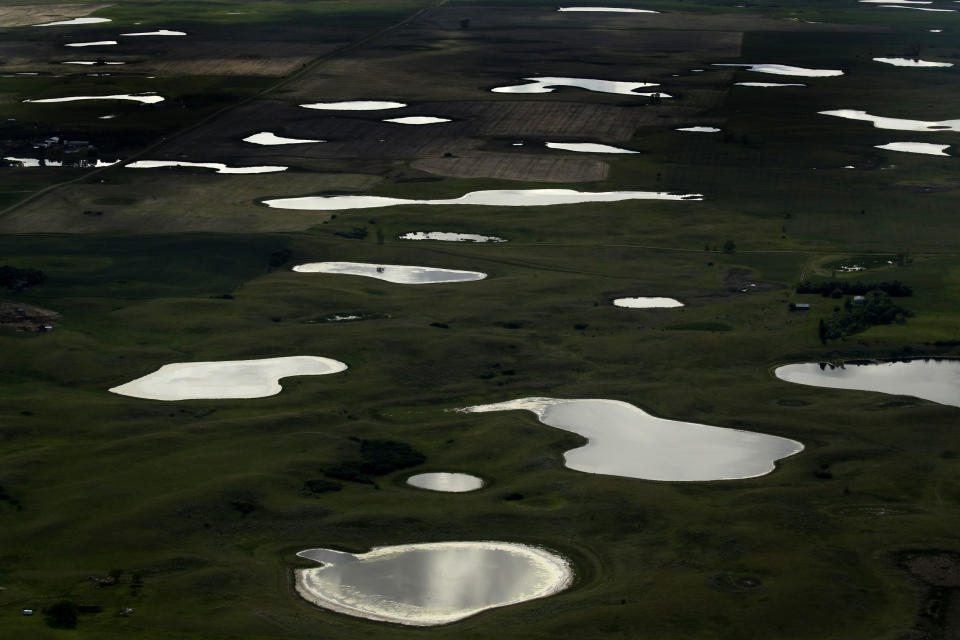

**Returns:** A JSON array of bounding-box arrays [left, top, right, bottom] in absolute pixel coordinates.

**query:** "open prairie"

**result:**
[[1, 0, 959, 639]]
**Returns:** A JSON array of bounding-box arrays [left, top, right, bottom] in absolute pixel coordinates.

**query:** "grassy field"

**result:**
[[1, 0, 959, 639]]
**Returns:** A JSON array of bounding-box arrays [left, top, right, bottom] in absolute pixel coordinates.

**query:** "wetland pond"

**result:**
[[25, 93, 163, 104], [775, 359, 960, 408], [400, 232, 505, 242], [295, 541, 571, 626], [293, 262, 487, 284], [263, 188, 702, 211], [819, 109, 960, 132], [126, 160, 286, 173], [713, 63, 843, 77], [613, 297, 683, 308], [407, 472, 484, 492], [243, 132, 323, 145], [460, 398, 802, 481], [873, 57, 953, 67], [492, 76, 667, 96], [557, 6, 660, 12], [301, 101, 405, 110], [109, 356, 347, 401], [545, 142, 638, 153], [875, 142, 951, 156], [34, 17, 111, 26]]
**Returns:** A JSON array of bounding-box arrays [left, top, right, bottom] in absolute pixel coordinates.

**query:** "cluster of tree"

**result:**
[[818, 290, 913, 343], [0, 484, 22, 510], [797, 280, 912, 297], [321, 439, 426, 485], [0, 265, 46, 292]]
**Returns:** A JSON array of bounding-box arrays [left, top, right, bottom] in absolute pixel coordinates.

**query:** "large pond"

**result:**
[[819, 109, 960, 132], [400, 231, 506, 242], [407, 472, 484, 492], [263, 188, 702, 211], [492, 76, 667, 96], [873, 57, 953, 68], [25, 93, 164, 104], [64, 41, 118, 47], [243, 131, 323, 145], [295, 541, 572, 626], [109, 355, 347, 401], [613, 297, 684, 308], [545, 142, 639, 153], [300, 101, 406, 110], [459, 398, 802, 481], [714, 63, 843, 77], [875, 142, 950, 156], [774, 359, 960, 408], [557, 6, 660, 12], [293, 261, 487, 284], [34, 17, 111, 26], [126, 160, 286, 173]]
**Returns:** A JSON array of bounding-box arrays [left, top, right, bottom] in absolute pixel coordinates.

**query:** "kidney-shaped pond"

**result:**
[[293, 261, 487, 284], [460, 398, 802, 481], [775, 359, 960, 408], [109, 355, 347, 400], [295, 541, 571, 626], [407, 472, 484, 492]]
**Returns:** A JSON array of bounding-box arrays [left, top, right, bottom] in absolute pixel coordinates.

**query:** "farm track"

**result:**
[[0, 0, 449, 220]]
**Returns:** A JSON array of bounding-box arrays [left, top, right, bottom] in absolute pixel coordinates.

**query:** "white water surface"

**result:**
[[383, 116, 451, 124], [492, 76, 667, 96], [613, 297, 684, 308], [25, 93, 163, 104], [714, 63, 843, 77], [400, 232, 506, 242], [873, 57, 953, 67], [545, 142, 639, 153], [264, 188, 702, 211], [242, 131, 323, 145], [775, 360, 960, 408], [62, 60, 125, 65], [65, 41, 117, 47], [819, 109, 960, 132], [301, 101, 406, 110], [875, 142, 951, 155], [877, 4, 956, 10], [557, 6, 660, 12], [677, 126, 721, 132], [120, 29, 186, 36], [295, 542, 571, 626], [293, 261, 486, 284], [34, 17, 111, 26], [460, 398, 802, 481], [110, 356, 347, 400], [735, 82, 806, 87], [126, 160, 286, 173], [407, 473, 484, 492]]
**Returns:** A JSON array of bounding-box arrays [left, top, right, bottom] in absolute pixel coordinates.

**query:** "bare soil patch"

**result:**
[[0, 301, 59, 331]]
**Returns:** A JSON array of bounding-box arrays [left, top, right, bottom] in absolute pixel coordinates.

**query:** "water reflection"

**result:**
[[295, 541, 571, 625], [775, 359, 960, 408], [460, 398, 802, 481], [292, 261, 487, 284]]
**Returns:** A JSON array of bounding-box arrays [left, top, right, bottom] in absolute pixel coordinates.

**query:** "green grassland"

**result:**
[[1, 1, 959, 639]]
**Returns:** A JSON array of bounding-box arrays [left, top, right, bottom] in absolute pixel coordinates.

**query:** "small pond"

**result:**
[[774, 359, 960, 408], [407, 472, 484, 492], [875, 4, 955, 10], [126, 160, 286, 173], [677, 126, 721, 132], [734, 82, 806, 87], [875, 142, 950, 156], [557, 6, 659, 12], [34, 17, 111, 26], [65, 41, 118, 47], [818, 109, 960, 132], [263, 188, 702, 211], [109, 355, 347, 401], [459, 398, 803, 481], [295, 541, 571, 626], [492, 76, 667, 96], [25, 93, 163, 104], [300, 101, 406, 110], [4, 157, 118, 168], [243, 131, 323, 145], [859, 1, 932, 3], [120, 29, 187, 36], [292, 261, 486, 284], [383, 116, 451, 124], [400, 232, 506, 242], [613, 297, 683, 308], [873, 57, 953, 67], [545, 142, 638, 153], [62, 60, 125, 65], [714, 63, 843, 77]]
